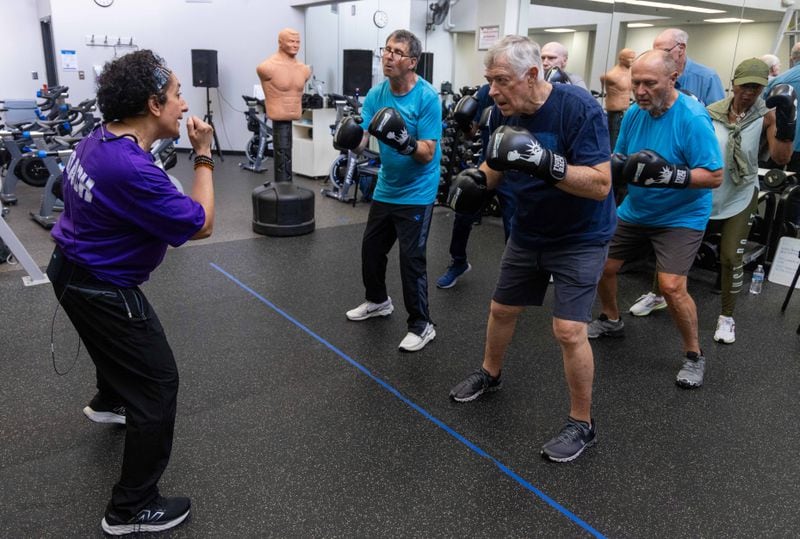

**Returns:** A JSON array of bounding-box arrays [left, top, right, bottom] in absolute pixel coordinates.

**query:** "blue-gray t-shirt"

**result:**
[[51, 127, 205, 286], [489, 84, 615, 248]]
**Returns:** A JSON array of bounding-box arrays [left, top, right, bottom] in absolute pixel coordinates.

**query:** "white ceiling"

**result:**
[[529, 0, 787, 27]]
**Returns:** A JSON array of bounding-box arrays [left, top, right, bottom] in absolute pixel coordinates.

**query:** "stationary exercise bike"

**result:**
[[239, 95, 273, 173], [323, 92, 380, 205]]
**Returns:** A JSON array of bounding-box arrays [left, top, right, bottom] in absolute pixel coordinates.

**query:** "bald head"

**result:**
[[634, 50, 677, 75], [652, 28, 687, 73], [631, 50, 679, 116], [541, 42, 569, 71]]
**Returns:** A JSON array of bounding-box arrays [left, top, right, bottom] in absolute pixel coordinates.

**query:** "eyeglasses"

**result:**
[[660, 42, 683, 54], [380, 47, 413, 60]]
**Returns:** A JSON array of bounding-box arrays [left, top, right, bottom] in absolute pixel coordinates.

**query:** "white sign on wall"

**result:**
[[478, 26, 500, 51], [61, 50, 78, 71]]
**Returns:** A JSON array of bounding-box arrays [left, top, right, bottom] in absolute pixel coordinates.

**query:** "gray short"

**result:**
[[493, 238, 609, 322], [608, 220, 705, 276]]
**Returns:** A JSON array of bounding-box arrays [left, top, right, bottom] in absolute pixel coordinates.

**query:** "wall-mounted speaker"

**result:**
[[418, 52, 433, 84], [342, 49, 372, 97], [191, 49, 218, 88]]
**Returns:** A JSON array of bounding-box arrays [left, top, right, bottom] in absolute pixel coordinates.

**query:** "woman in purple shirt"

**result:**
[[47, 50, 214, 536]]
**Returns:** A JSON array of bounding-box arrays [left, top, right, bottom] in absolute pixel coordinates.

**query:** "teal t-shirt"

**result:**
[[615, 93, 723, 230], [361, 77, 442, 205]]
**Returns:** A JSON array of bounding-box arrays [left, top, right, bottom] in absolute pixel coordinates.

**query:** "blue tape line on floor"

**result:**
[[210, 262, 605, 538]]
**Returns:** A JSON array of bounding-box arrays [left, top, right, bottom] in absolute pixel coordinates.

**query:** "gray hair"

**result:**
[[635, 49, 678, 75], [759, 54, 779, 68], [387, 29, 422, 59], [484, 35, 543, 80], [791, 43, 800, 63]]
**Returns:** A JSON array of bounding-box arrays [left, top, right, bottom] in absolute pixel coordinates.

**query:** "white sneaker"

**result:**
[[713, 315, 735, 344], [629, 292, 668, 316], [398, 323, 436, 352], [346, 297, 394, 321]]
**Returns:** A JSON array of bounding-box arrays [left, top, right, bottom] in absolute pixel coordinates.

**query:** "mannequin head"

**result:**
[[278, 28, 301, 58], [618, 48, 636, 69]]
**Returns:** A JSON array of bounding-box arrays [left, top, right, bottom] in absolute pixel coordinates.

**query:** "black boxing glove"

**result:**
[[622, 149, 691, 188], [611, 153, 627, 185], [478, 106, 493, 132], [486, 125, 567, 185], [333, 116, 364, 151], [368, 107, 417, 155], [766, 83, 797, 142], [452, 95, 479, 132], [447, 168, 489, 214], [545, 67, 572, 85]]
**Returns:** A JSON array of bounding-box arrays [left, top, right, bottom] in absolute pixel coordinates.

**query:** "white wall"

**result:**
[[0, 0, 48, 100], [304, 0, 457, 96], [625, 21, 785, 92], [4, 0, 304, 151]]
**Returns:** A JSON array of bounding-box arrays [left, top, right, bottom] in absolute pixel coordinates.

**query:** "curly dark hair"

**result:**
[[96, 49, 171, 122]]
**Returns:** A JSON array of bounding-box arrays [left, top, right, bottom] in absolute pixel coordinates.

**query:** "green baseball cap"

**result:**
[[733, 58, 769, 86]]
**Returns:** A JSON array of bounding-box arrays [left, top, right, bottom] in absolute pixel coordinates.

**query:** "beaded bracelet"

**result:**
[[193, 155, 214, 171]]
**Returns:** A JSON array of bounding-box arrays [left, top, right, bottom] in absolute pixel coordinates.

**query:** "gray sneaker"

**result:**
[[676, 351, 705, 388], [587, 313, 625, 339]]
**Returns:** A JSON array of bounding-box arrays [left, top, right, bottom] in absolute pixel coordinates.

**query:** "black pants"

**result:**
[[448, 184, 516, 265], [273, 120, 292, 183], [47, 247, 178, 519], [361, 201, 433, 334]]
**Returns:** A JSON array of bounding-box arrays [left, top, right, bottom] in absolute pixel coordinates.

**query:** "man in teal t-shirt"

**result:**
[[336, 29, 441, 352], [588, 50, 722, 390]]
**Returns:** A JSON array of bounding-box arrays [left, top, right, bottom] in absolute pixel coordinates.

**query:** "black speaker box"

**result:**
[[343, 49, 372, 97], [191, 49, 218, 88], [418, 52, 433, 84]]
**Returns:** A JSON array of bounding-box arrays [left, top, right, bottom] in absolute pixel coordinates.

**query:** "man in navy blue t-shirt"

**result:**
[[447, 35, 615, 463]]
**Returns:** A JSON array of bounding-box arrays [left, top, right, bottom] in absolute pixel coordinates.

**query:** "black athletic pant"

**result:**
[[361, 201, 433, 335], [47, 247, 178, 519]]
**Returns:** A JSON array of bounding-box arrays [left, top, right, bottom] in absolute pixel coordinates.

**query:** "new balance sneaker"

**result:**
[[629, 292, 668, 316], [398, 323, 436, 352], [101, 496, 191, 535], [449, 367, 502, 402], [83, 394, 126, 425], [713, 315, 735, 344], [436, 262, 472, 289], [346, 297, 394, 321], [676, 351, 705, 389], [541, 417, 597, 463], [587, 313, 625, 339]]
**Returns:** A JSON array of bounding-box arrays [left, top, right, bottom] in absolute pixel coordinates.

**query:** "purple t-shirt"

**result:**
[[51, 127, 205, 286]]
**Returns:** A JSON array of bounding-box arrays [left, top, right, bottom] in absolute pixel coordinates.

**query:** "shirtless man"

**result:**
[[600, 48, 635, 202], [257, 28, 312, 181]]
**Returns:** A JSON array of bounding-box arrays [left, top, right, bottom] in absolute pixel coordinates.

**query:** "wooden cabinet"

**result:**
[[291, 108, 340, 178]]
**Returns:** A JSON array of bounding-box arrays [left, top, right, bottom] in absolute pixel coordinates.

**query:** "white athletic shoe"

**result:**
[[629, 292, 668, 316], [398, 323, 436, 352], [713, 315, 736, 344], [346, 297, 394, 321]]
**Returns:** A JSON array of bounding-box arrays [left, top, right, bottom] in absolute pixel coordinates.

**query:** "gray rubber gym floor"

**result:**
[[2, 154, 800, 538]]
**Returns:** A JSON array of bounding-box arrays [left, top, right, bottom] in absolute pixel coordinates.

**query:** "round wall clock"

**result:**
[[373, 10, 388, 28], [94, 0, 114, 7]]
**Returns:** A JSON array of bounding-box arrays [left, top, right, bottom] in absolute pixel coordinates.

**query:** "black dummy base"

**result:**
[[252, 181, 315, 236]]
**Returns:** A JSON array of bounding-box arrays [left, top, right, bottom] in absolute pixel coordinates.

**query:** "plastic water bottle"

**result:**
[[749, 265, 765, 295]]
